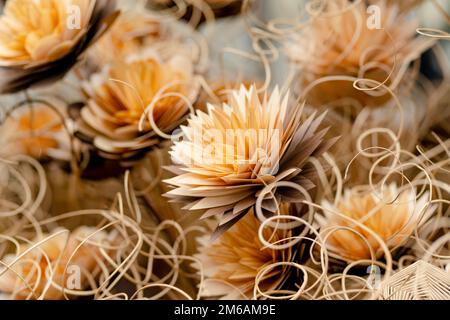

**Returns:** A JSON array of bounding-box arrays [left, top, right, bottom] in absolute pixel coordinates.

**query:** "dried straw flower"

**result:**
[[89, 5, 161, 69], [0, 226, 111, 299], [286, 0, 434, 108], [76, 50, 199, 159], [165, 85, 336, 236], [0, 0, 118, 93], [0, 100, 69, 160], [194, 207, 292, 299], [317, 184, 435, 261]]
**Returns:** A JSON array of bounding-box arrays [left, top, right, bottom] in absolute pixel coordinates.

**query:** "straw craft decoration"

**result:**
[[165, 85, 336, 236], [317, 184, 435, 261], [0, 227, 113, 299], [76, 51, 199, 160], [88, 3, 161, 69], [0, 0, 118, 93], [148, 0, 243, 27], [0, 0, 448, 301], [286, 0, 434, 108], [0, 99, 69, 160], [194, 206, 293, 299]]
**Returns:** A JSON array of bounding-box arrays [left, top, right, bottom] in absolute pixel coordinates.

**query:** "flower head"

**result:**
[[0, 226, 111, 299], [286, 0, 434, 107], [77, 51, 199, 159], [0, 0, 118, 93], [0, 100, 69, 160], [317, 184, 435, 261], [89, 6, 160, 68], [194, 207, 293, 299], [165, 85, 336, 236]]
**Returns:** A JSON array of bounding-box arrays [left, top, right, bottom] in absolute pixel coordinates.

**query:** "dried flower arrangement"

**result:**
[[0, 0, 448, 301]]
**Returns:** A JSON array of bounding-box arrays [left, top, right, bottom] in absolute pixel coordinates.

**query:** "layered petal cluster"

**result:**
[[0, 0, 117, 93], [0, 100, 69, 160], [286, 0, 434, 107], [194, 207, 293, 299], [77, 51, 199, 159], [89, 6, 161, 68], [165, 85, 336, 235], [0, 227, 112, 299], [317, 184, 435, 261]]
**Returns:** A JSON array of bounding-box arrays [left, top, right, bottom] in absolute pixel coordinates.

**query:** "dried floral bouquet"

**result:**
[[0, 0, 449, 300]]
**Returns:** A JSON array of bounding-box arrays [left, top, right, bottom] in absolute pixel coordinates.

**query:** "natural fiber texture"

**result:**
[[393, 0, 425, 11], [0, 226, 113, 299], [0, 0, 448, 302], [380, 260, 450, 300], [147, 0, 243, 28], [89, 4, 161, 69], [194, 206, 293, 299], [0, 99, 69, 160], [76, 50, 199, 159], [0, 0, 118, 93], [165, 85, 337, 236], [196, 80, 261, 112], [317, 184, 435, 261], [286, 0, 434, 108]]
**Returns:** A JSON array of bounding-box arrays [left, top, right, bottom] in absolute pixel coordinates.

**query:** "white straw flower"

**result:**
[[165, 85, 336, 236]]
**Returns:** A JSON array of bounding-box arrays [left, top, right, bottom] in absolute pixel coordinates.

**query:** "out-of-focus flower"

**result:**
[[317, 184, 435, 261], [0, 100, 69, 160], [194, 206, 293, 299], [286, 0, 434, 108], [165, 85, 336, 236], [0, 0, 118, 93], [76, 50, 199, 159], [89, 6, 161, 69], [0, 226, 111, 300]]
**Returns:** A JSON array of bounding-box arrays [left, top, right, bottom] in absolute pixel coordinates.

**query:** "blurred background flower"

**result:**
[[88, 1, 161, 70], [0, 226, 112, 300], [316, 184, 435, 261]]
